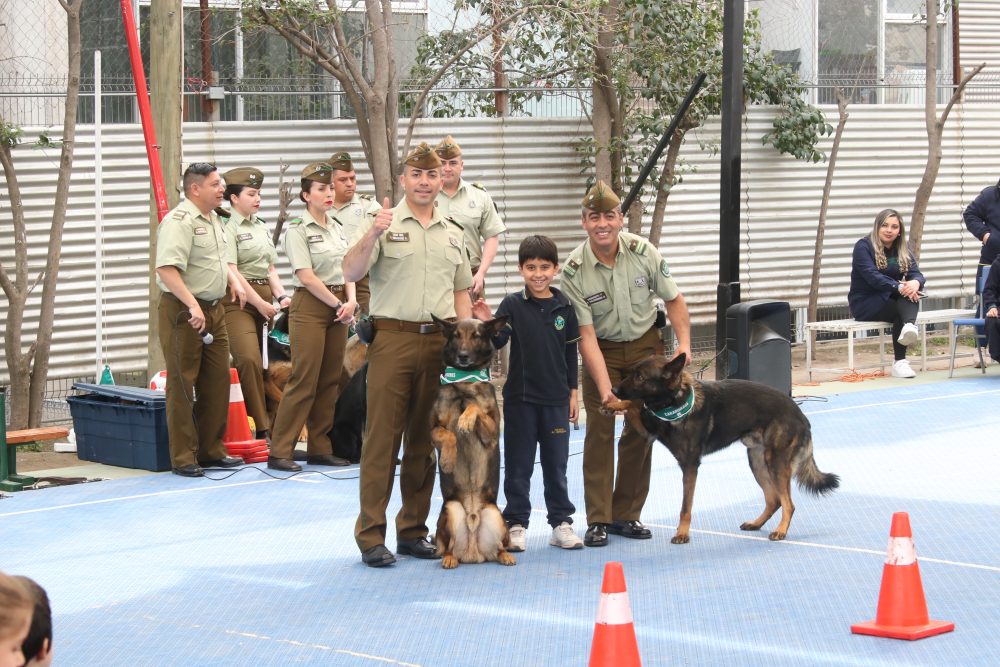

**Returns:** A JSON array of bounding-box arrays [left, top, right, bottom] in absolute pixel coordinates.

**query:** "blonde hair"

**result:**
[[868, 208, 911, 275], [0, 571, 32, 639]]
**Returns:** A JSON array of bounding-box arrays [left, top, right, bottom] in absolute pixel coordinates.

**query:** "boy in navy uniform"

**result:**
[[473, 235, 583, 550]]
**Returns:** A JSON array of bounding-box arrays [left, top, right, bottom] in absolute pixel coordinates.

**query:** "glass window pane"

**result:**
[[818, 0, 879, 103], [887, 0, 925, 16]]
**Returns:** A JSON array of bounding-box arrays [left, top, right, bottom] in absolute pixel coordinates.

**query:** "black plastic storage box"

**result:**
[[66, 383, 171, 472]]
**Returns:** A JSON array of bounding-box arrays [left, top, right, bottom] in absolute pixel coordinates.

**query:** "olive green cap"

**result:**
[[434, 135, 462, 159], [222, 167, 264, 189], [301, 162, 333, 183], [582, 179, 621, 212], [403, 142, 442, 170], [328, 151, 354, 173]]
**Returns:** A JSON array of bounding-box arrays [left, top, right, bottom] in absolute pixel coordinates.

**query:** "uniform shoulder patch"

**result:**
[[171, 209, 186, 220], [471, 182, 487, 191], [660, 259, 671, 278], [564, 258, 581, 278], [627, 237, 648, 256], [287, 217, 302, 226]]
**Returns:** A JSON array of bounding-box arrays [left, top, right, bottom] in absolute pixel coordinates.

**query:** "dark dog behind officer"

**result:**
[[155, 163, 245, 477], [344, 142, 474, 568], [221, 167, 291, 442], [562, 180, 691, 547], [267, 162, 358, 472]]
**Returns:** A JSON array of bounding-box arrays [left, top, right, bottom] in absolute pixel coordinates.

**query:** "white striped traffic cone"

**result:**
[[589, 562, 641, 666]]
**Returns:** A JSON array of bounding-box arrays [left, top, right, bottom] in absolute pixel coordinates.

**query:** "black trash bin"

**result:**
[[725, 300, 792, 395], [67, 383, 171, 471]]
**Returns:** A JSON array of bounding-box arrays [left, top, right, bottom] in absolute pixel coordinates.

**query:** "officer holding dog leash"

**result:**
[[562, 180, 691, 548], [344, 143, 474, 568]]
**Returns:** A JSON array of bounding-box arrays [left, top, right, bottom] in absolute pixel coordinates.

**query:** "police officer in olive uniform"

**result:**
[[344, 142, 474, 568], [221, 167, 290, 441], [156, 163, 246, 477], [328, 151, 382, 315], [562, 180, 692, 547], [434, 135, 506, 299], [267, 162, 357, 472]]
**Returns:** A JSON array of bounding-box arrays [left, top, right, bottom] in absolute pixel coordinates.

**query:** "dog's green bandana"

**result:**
[[268, 329, 289, 347], [440, 367, 491, 384], [645, 387, 695, 422]]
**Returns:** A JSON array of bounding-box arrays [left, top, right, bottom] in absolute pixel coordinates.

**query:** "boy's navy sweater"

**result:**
[[493, 286, 579, 406]]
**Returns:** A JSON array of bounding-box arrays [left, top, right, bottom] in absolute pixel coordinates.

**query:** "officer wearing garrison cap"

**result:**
[[344, 142, 474, 568], [220, 167, 292, 445], [562, 180, 691, 548], [155, 162, 246, 477], [327, 151, 381, 314], [434, 135, 505, 299]]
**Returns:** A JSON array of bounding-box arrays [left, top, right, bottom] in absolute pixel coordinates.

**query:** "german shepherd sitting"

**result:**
[[430, 315, 516, 569], [606, 353, 839, 544]]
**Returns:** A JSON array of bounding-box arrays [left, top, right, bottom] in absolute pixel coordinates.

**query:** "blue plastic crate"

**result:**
[[66, 384, 170, 472]]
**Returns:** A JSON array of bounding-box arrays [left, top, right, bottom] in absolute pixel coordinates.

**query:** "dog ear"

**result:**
[[432, 314, 457, 336], [484, 315, 510, 339], [664, 352, 687, 375]]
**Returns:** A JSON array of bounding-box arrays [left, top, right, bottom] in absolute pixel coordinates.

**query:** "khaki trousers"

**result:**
[[269, 288, 348, 458], [224, 283, 272, 433], [158, 293, 231, 467], [354, 328, 445, 551], [581, 326, 660, 525]]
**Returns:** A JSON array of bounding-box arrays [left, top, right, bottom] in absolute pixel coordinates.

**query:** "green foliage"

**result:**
[[0, 121, 23, 150]]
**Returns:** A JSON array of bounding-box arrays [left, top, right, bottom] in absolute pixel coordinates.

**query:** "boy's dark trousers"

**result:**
[[501, 400, 576, 528]]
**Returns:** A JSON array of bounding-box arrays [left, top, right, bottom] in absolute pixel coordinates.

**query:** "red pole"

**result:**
[[119, 0, 170, 222]]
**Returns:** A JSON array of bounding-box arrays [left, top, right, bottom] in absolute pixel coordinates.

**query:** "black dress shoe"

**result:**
[[584, 523, 609, 547], [607, 520, 653, 539], [396, 537, 440, 559], [267, 457, 302, 472], [172, 464, 204, 478], [306, 454, 350, 467], [361, 545, 396, 568], [200, 455, 244, 468]]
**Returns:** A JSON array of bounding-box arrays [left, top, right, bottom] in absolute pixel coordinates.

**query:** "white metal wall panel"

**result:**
[[960, 1, 1000, 101], [3, 107, 1000, 383]]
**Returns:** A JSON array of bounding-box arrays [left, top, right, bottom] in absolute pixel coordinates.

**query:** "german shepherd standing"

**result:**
[[430, 315, 516, 569], [607, 353, 839, 544]]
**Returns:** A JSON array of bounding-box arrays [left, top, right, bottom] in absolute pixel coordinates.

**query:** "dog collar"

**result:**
[[440, 367, 491, 384], [645, 387, 695, 422], [268, 329, 289, 347]]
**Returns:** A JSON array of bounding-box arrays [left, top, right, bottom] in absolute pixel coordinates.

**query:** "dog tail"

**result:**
[[795, 436, 840, 496]]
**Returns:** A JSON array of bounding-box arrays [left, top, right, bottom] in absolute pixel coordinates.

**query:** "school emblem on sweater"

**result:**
[[554, 315, 565, 331]]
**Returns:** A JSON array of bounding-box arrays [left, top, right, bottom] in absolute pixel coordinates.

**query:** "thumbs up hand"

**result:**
[[372, 197, 393, 237]]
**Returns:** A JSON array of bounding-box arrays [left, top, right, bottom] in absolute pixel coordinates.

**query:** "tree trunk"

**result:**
[[647, 130, 686, 246], [590, 1, 619, 189], [808, 88, 849, 350]]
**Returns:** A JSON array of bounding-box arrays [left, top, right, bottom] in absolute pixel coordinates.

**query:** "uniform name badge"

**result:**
[[387, 232, 409, 242], [308, 234, 324, 244], [238, 232, 253, 242], [194, 227, 208, 235], [584, 291, 608, 305]]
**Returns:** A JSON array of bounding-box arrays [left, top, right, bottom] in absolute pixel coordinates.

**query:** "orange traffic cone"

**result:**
[[851, 512, 954, 640], [589, 562, 641, 667], [223, 368, 269, 463]]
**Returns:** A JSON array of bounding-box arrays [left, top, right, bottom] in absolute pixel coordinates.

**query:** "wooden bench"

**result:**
[[1, 426, 71, 492], [804, 308, 975, 381]]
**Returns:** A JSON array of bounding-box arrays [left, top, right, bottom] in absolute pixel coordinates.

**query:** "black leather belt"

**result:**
[[373, 318, 447, 334], [246, 278, 269, 285], [162, 291, 220, 307]]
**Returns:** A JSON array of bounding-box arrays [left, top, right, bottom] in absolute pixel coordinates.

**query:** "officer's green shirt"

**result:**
[[331, 193, 381, 247], [155, 198, 230, 301], [562, 231, 680, 342], [283, 210, 349, 288], [224, 211, 277, 280], [434, 179, 505, 268], [352, 200, 473, 321]]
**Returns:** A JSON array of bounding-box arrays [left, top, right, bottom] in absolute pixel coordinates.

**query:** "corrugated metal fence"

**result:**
[[2, 106, 998, 383]]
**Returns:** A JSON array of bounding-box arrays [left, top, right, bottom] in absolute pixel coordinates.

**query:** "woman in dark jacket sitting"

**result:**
[[848, 209, 925, 378]]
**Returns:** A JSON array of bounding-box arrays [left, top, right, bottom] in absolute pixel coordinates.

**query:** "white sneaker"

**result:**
[[897, 322, 919, 347], [891, 359, 916, 378], [549, 522, 584, 550], [507, 524, 526, 552]]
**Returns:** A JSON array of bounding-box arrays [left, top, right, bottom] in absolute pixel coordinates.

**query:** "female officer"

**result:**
[[267, 162, 357, 471], [221, 167, 289, 442]]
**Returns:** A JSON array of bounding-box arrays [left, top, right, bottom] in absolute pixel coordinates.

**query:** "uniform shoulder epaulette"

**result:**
[[256, 217, 267, 225], [446, 216, 464, 231], [627, 236, 649, 256], [564, 258, 581, 278], [359, 193, 373, 201], [171, 208, 188, 220], [287, 217, 303, 226], [471, 182, 487, 191], [214, 207, 231, 220]]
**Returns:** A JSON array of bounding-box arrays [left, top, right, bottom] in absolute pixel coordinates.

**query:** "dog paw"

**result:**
[[457, 405, 479, 433], [670, 533, 690, 545], [441, 554, 459, 569], [497, 551, 517, 566], [768, 530, 786, 541], [739, 522, 762, 532], [600, 399, 631, 415]]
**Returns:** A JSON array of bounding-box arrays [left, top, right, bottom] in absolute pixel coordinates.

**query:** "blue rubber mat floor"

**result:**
[[2, 376, 998, 666]]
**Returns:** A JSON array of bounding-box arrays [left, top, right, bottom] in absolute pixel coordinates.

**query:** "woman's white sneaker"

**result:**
[[897, 322, 919, 347], [507, 525, 526, 552], [549, 522, 584, 550], [891, 359, 916, 378]]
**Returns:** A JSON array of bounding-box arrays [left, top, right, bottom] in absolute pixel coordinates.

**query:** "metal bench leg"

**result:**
[[949, 323, 958, 378], [920, 323, 927, 370], [848, 330, 855, 372], [878, 328, 885, 373], [806, 332, 813, 382]]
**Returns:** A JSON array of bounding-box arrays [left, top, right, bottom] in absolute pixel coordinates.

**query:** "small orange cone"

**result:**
[[851, 512, 955, 640], [223, 368, 269, 463], [589, 562, 641, 667]]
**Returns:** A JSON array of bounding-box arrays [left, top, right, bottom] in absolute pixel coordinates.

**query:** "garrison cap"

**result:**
[[403, 142, 442, 170], [222, 167, 264, 189], [582, 180, 621, 212], [301, 161, 333, 183], [328, 151, 354, 173], [434, 135, 462, 160]]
